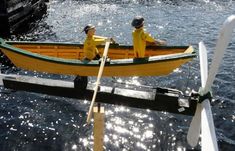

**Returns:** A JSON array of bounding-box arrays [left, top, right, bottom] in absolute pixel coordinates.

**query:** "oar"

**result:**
[[87, 40, 111, 124], [187, 15, 235, 148]]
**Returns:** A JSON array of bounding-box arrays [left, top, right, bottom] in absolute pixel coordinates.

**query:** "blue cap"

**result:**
[[131, 16, 144, 28], [82, 24, 95, 34]]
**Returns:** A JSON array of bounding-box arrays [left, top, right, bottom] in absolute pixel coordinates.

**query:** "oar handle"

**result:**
[[86, 41, 110, 123]]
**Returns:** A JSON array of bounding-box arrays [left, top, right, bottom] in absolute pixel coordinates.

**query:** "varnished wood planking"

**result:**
[[11, 43, 191, 60]]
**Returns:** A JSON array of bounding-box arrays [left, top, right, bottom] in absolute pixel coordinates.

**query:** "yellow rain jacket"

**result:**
[[132, 27, 156, 58], [83, 35, 107, 60]]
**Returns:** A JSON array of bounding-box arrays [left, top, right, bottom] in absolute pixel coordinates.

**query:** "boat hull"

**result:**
[[0, 39, 196, 76]]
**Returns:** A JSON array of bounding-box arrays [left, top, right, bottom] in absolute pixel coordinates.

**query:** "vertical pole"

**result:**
[[74, 76, 88, 93], [93, 105, 104, 151]]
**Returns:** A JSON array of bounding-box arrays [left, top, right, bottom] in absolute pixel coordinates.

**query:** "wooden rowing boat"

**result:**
[[0, 38, 196, 76]]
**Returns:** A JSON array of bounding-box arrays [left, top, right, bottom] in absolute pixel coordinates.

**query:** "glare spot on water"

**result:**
[[116, 78, 123, 83], [128, 120, 134, 125], [163, 112, 168, 115], [104, 135, 109, 142], [113, 117, 124, 125], [143, 130, 153, 139], [106, 122, 112, 129], [132, 113, 149, 125], [177, 146, 186, 151], [71, 144, 77, 150], [3, 0, 234, 150], [204, 0, 211, 3], [136, 141, 147, 150], [48, 127, 55, 131], [112, 134, 118, 140], [80, 138, 89, 146], [131, 76, 141, 86], [173, 68, 181, 73], [114, 140, 119, 147], [83, 100, 88, 104], [133, 127, 139, 133], [133, 134, 141, 140], [169, 123, 173, 127], [10, 127, 17, 131], [114, 126, 129, 134], [28, 123, 34, 127], [72, 124, 77, 128], [114, 106, 129, 113], [232, 115, 235, 120], [98, 21, 103, 26], [105, 109, 114, 115]]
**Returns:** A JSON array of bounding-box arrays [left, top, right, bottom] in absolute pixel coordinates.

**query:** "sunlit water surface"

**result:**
[[1, 0, 235, 150]]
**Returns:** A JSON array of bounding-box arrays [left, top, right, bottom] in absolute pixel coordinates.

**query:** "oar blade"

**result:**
[[205, 15, 235, 92], [201, 100, 219, 151], [199, 41, 208, 88], [187, 41, 208, 147], [187, 103, 202, 147]]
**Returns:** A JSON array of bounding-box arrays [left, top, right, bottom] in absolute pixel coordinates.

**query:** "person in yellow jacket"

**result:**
[[82, 24, 115, 61], [132, 16, 166, 58]]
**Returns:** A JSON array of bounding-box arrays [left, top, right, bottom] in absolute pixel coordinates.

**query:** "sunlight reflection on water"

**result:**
[[1, 0, 235, 150]]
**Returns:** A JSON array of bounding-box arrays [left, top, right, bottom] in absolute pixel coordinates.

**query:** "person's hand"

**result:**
[[155, 40, 167, 46], [105, 38, 113, 43], [106, 38, 119, 45], [110, 38, 116, 44], [160, 40, 167, 45]]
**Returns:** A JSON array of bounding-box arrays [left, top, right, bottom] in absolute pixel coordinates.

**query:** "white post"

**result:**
[[93, 106, 105, 151]]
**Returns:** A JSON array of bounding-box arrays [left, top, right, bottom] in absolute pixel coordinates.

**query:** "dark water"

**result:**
[[1, 0, 235, 150]]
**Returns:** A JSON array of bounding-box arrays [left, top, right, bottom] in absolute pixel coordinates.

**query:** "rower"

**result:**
[[82, 24, 115, 62], [131, 16, 166, 58]]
